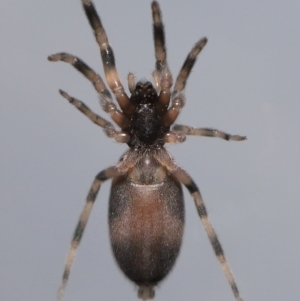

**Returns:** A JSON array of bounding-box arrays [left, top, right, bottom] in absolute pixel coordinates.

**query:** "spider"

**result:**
[[48, 1, 246, 300]]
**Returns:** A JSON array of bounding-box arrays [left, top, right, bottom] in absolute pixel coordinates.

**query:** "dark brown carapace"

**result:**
[[49, 1, 246, 301]]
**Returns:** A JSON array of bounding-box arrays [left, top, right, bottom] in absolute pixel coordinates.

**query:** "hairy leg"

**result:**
[[81, 0, 134, 115], [57, 167, 119, 301], [173, 124, 246, 141], [154, 148, 244, 301], [151, 1, 172, 113], [59, 90, 130, 142]]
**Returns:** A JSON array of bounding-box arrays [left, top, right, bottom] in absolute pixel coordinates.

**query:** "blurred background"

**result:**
[[1, 0, 299, 300]]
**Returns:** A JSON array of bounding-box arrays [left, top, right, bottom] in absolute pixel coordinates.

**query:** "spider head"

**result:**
[[130, 80, 158, 105], [128, 80, 166, 146]]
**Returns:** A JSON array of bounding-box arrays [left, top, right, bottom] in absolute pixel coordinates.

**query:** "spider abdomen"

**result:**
[[109, 154, 184, 295]]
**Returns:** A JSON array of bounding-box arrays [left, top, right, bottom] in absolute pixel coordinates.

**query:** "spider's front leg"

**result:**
[[151, 1, 173, 113], [57, 166, 120, 301], [81, 0, 134, 115], [161, 38, 208, 127]]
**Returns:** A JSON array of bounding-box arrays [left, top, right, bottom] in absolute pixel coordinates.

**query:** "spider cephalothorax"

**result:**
[[49, 1, 246, 301], [129, 81, 167, 147]]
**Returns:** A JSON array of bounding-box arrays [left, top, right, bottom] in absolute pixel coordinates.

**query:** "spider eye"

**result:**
[[136, 81, 153, 90], [131, 81, 158, 105]]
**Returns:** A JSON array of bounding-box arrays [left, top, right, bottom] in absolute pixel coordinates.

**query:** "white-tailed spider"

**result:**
[[48, 1, 246, 300]]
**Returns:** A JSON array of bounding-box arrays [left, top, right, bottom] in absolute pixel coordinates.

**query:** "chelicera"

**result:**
[[48, 1, 246, 300]]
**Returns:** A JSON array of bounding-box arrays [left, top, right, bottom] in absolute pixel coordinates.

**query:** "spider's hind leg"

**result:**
[[57, 167, 119, 301], [153, 149, 244, 301], [173, 167, 244, 301]]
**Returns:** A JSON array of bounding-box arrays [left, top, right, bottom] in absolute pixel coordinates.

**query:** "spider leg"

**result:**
[[161, 38, 207, 126], [173, 124, 247, 141], [151, 1, 172, 113], [152, 1, 166, 73], [154, 149, 244, 301], [57, 167, 119, 301], [173, 168, 244, 301], [48, 53, 130, 130], [161, 91, 185, 126], [59, 90, 130, 143], [174, 38, 207, 92], [48, 53, 111, 102], [163, 130, 186, 144], [81, 0, 134, 115]]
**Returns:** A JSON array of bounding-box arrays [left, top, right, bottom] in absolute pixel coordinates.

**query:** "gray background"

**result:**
[[1, 0, 299, 300]]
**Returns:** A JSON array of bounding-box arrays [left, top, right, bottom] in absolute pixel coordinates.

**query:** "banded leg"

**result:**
[[57, 167, 119, 301], [81, 0, 134, 115], [173, 124, 247, 141], [161, 91, 185, 126], [161, 38, 207, 124], [151, 1, 172, 113], [152, 1, 166, 73], [174, 37, 207, 92], [173, 167, 244, 301], [48, 53, 130, 129], [163, 38, 207, 126], [48, 53, 112, 103], [59, 90, 130, 143]]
